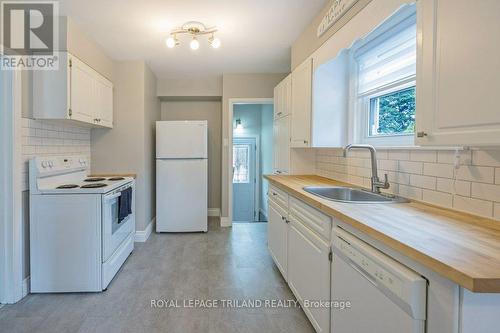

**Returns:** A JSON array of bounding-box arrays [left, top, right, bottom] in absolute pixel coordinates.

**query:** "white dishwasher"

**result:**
[[331, 227, 427, 333]]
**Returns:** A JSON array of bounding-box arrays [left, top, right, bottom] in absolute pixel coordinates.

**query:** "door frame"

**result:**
[[232, 136, 260, 222], [0, 65, 24, 304], [226, 98, 273, 227]]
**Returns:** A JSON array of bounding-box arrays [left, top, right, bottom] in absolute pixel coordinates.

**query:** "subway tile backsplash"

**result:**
[[315, 148, 500, 221], [21, 118, 91, 191]]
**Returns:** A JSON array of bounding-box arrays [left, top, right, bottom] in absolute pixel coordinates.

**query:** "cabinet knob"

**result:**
[[303, 140, 308, 144], [417, 131, 428, 138]]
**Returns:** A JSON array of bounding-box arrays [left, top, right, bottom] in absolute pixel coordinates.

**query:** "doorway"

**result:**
[[231, 102, 274, 223], [233, 138, 257, 222]]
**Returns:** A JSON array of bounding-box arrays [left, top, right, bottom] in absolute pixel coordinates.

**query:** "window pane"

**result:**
[[233, 145, 250, 183], [369, 86, 415, 136]]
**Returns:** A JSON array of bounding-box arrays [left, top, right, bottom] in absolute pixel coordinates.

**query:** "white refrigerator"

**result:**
[[156, 121, 208, 232]]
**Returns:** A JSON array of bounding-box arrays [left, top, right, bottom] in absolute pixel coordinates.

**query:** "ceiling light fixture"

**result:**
[[166, 21, 220, 50], [235, 118, 243, 131]]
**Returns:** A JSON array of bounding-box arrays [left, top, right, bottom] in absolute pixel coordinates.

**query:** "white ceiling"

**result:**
[[59, 0, 326, 78]]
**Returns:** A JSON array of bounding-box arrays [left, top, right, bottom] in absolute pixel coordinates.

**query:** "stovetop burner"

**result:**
[[108, 177, 125, 181], [84, 177, 106, 182], [81, 183, 108, 189], [56, 184, 80, 189]]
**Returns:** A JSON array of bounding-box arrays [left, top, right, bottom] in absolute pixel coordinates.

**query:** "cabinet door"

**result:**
[[274, 84, 282, 119], [282, 75, 292, 118], [291, 58, 312, 148], [288, 219, 330, 333], [69, 56, 95, 124], [95, 75, 113, 128], [274, 75, 292, 119], [417, 0, 500, 146], [267, 202, 288, 280], [273, 115, 290, 174]]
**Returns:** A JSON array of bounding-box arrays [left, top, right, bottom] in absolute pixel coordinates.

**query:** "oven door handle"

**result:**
[[105, 192, 121, 201]]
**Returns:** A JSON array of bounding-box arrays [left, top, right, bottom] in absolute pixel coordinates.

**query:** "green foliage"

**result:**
[[373, 87, 415, 135]]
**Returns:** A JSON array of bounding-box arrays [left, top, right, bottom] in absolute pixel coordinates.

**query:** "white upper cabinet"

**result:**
[[273, 115, 290, 174], [291, 58, 313, 148], [33, 52, 113, 128], [94, 74, 114, 128], [416, 0, 500, 146], [274, 75, 292, 119], [70, 56, 95, 124]]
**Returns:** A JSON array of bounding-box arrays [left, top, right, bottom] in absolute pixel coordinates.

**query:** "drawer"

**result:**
[[289, 196, 332, 241], [268, 185, 289, 209]]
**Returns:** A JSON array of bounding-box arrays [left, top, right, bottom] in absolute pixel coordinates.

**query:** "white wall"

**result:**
[[157, 76, 222, 97], [91, 61, 160, 231]]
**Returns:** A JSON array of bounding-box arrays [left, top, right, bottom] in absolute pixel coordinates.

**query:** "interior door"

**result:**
[[70, 56, 95, 124], [232, 138, 256, 222]]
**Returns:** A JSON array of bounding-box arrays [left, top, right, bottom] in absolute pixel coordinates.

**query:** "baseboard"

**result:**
[[22, 277, 30, 297], [220, 216, 231, 227], [135, 217, 155, 242], [208, 208, 221, 217]]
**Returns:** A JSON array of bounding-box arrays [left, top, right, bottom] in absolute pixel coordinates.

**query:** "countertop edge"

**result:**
[[265, 174, 500, 293]]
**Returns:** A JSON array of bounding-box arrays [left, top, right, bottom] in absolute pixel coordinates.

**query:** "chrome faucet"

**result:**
[[344, 144, 390, 194]]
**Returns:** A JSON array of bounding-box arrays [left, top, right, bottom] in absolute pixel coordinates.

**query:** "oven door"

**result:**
[[102, 183, 134, 262]]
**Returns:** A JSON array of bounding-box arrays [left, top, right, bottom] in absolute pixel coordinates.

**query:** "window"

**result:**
[[353, 9, 416, 146], [368, 86, 416, 137], [233, 145, 250, 183]]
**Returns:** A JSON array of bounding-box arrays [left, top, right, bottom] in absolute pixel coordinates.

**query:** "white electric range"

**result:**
[[29, 155, 135, 292]]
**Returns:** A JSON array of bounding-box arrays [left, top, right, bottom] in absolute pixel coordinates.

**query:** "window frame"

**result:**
[[357, 78, 416, 146], [349, 8, 417, 147]]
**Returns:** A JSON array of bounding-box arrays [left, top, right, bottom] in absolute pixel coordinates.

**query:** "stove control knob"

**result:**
[[41, 161, 48, 168], [48, 161, 54, 168]]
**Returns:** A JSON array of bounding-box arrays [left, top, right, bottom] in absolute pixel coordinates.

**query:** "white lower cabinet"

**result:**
[[267, 188, 331, 333], [268, 201, 288, 280], [288, 218, 331, 333]]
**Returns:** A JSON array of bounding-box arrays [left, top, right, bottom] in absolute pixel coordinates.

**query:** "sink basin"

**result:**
[[303, 186, 408, 204]]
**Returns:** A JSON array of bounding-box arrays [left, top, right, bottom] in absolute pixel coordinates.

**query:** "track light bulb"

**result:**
[[166, 36, 177, 48], [210, 37, 221, 49], [190, 37, 200, 50]]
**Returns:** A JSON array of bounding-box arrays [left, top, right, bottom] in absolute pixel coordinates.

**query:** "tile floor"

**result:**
[[0, 219, 314, 333]]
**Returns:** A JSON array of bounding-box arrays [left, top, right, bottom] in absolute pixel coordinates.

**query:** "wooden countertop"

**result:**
[[265, 174, 500, 293]]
